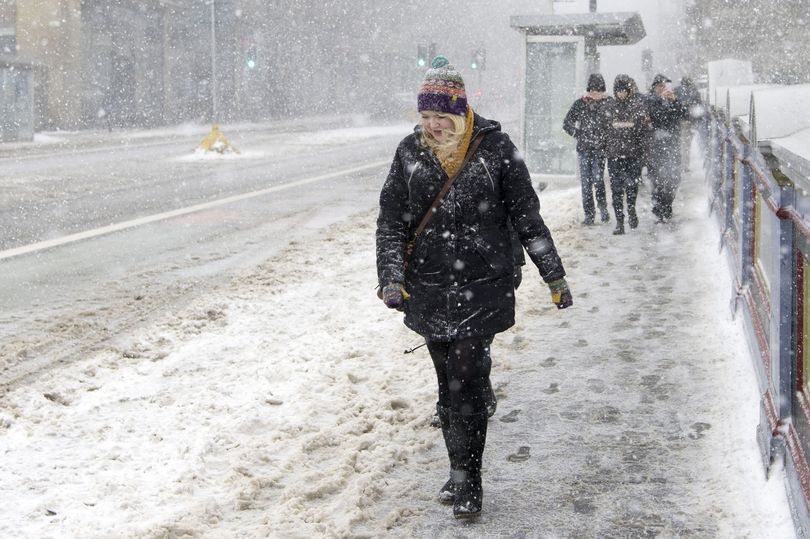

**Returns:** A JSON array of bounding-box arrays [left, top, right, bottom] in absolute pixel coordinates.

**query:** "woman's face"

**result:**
[[420, 111, 455, 143], [616, 89, 629, 100]]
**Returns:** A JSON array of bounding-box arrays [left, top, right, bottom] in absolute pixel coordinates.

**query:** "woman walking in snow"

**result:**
[[375, 56, 572, 519]]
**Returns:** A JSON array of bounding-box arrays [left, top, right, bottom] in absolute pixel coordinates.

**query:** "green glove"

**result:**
[[548, 278, 573, 309]]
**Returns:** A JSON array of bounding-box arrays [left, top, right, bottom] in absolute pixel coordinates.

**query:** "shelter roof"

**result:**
[[510, 12, 645, 45]]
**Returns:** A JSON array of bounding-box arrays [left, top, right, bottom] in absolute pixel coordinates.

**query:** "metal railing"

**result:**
[[704, 101, 810, 535]]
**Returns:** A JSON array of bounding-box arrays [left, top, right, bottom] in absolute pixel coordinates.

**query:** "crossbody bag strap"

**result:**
[[376, 132, 487, 300], [411, 132, 486, 240]]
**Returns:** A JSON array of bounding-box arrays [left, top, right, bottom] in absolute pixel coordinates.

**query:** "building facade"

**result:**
[[6, 0, 550, 131]]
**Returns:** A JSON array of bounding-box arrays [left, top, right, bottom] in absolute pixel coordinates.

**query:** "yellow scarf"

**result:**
[[438, 106, 475, 178]]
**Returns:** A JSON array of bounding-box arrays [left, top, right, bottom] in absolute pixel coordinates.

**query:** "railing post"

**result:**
[[739, 143, 754, 288], [777, 184, 796, 420], [723, 126, 734, 232], [713, 114, 724, 191], [708, 113, 718, 185]]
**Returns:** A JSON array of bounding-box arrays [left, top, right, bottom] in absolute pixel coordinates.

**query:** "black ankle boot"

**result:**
[[613, 221, 625, 235], [453, 470, 483, 518], [437, 405, 459, 504], [438, 477, 455, 504], [449, 411, 487, 519]]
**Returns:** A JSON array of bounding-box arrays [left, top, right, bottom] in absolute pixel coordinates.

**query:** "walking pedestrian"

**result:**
[[376, 56, 572, 519], [603, 74, 650, 234], [646, 74, 688, 223], [675, 76, 704, 173], [101, 90, 115, 133], [563, 73, 610, 225]]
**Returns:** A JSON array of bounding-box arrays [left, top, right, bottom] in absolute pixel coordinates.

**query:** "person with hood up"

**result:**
[[563, 73, 610, 225], [376, 56, 572, 519], [602, 74, 650, 234], [675, 76, 704, 173], [646, 74, 688, 223]]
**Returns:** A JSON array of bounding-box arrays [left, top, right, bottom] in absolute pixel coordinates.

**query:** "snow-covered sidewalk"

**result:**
[[0, 152, 797, 537]]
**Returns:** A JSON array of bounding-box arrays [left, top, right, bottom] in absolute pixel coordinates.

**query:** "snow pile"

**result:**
[[753, 83, 810, 141], [0, 215, 437, 537]]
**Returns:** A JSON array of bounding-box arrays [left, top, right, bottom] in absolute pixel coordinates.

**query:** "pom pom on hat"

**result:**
[[417, 56, 468, 116], [431, 55, 450, 69]]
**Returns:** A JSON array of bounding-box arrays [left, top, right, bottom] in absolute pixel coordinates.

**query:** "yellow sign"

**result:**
[[197, 124, 240, 154]]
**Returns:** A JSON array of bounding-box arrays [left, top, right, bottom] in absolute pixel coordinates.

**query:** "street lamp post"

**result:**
[[209, 0, 217, 123]]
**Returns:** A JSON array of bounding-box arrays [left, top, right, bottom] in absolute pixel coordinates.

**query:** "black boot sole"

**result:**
[[453, 509, 481, 519]]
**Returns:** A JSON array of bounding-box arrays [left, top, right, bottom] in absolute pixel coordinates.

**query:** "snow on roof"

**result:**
[[752, 84, 810, 142], [768, 127, 810, 185], [715, 85, 778, 119], [707, 59, 754, 106], [509, 12, 646, 45]]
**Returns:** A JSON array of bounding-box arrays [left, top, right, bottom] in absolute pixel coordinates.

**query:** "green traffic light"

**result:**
[[471, 62, 478, 70], [417, 58, 426, 67], [247, 59, 256, 69]]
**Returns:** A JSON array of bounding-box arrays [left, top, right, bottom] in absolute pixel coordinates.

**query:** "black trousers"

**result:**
[[577, 151, 608, 222], [427, 336, 494, 416], [607, 156, 642, 223], [648, 133, 682, 219]]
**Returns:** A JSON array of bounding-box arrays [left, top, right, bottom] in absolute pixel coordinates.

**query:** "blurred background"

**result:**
[[0, 0, 807, 132]]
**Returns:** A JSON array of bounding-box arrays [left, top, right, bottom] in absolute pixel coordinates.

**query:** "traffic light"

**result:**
[[417, 44, 428, 68], [246, 45, 257, 70], [471, 48, 486, 70], [641, 49, 653, 72]]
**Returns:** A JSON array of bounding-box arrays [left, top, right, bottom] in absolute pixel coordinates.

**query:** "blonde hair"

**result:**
[[420, 112, 467, 161]]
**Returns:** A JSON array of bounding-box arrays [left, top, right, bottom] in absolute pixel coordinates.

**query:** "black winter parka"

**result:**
[[376, 114, 566, 341], [646, 94, 687, 134], [602, 95, 650, 160], [563, 95, 609, 155]]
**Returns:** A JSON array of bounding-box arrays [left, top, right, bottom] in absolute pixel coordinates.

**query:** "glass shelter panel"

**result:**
[[525, 41, 578, 176]]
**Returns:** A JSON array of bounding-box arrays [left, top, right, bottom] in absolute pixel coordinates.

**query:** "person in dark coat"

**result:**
[[646, 74, 688, 222], [376, 56, 572, 519], [675, 76, 704, 172], [563, 73, 611, 225], [602, 74, 650, 234]]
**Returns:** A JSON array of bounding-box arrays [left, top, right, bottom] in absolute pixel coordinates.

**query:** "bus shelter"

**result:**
[[511, 12, 645, 178]]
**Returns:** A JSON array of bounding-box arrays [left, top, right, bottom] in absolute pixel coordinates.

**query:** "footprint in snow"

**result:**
[[689, 422, 711, 439], [507, 446, 531, 462]]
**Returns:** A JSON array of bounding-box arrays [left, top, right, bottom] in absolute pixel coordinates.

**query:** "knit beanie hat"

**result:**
[[613, 74, 634, 94], [417, 56, 468, 116], [586, 73, 606, 92]]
